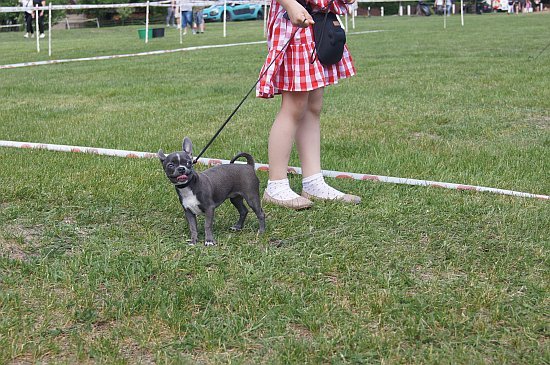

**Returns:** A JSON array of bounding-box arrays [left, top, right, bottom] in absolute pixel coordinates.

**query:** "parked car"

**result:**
[[203, 2, 264, 22]]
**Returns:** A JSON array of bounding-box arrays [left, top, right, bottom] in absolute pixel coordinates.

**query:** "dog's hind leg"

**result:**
[[230, 196, 248, 231], [204, 207, 216, 246], [244, 194, 265, 234]]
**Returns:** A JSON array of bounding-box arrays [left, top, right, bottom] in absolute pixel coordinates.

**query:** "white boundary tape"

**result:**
[[1, 140, 547, 201], [0, 41, 266, 70], [0, 1, 262, 12], [348, 30, 386, 35], [0, 31, 384, 70]]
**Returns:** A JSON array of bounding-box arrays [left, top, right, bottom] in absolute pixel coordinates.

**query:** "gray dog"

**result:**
[[159, 137, 265, 246]]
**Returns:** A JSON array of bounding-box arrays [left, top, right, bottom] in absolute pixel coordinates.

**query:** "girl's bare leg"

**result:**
[[295, 88, 361, 203], [268, 90, 309, 181], [265, 91, 312, 206], [295, 87, 323, 178]]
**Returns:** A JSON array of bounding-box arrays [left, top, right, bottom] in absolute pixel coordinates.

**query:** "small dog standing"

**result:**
[[159, 137, 265, 246]]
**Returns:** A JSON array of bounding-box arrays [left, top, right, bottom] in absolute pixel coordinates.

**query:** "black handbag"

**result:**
[[310, 11, 346, 65]]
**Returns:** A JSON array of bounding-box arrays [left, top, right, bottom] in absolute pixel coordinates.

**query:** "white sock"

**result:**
[[266, 178, 302, 201], [302, 173, 344, 199]]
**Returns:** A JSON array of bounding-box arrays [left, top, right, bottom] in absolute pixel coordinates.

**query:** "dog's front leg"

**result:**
[[204, 208, 216, 246], [184, 210, 199, 245]]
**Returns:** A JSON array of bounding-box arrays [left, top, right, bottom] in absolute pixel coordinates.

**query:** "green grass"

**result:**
[[1, 14, 549, 364]]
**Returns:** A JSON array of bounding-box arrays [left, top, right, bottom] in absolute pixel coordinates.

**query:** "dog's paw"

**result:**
[[204, 240, 216, 246], [186, 239, 197, 246], [230, 225, 243, 232]]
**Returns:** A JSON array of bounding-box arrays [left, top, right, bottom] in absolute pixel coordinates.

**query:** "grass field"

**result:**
[[0, 12, 549, 364]]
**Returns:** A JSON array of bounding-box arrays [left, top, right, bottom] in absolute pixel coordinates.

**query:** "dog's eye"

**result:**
[[167, 163, 175, 168]]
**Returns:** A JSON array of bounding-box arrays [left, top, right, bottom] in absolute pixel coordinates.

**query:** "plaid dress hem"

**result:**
[[256, 0, 356, 99]]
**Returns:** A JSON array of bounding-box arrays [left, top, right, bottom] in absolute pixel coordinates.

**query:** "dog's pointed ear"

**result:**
[[158, 149, 166, 163], [182, 137, 193, 156]]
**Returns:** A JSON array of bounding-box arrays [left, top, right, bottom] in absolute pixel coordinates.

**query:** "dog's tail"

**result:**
[[230, 152, 255, 167]]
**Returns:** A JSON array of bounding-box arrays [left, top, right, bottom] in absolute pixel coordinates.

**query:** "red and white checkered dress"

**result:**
[[256, 0, 355, 99]]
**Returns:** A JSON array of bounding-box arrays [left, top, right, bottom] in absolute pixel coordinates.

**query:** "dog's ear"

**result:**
[[158, 149, 166, 163], [182, 137, 193, 156]]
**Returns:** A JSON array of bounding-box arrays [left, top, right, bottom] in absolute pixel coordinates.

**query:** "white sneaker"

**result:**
[[39, 33, 45, 39], [31, 33, 35, 38], [24, 32, 29, 38]]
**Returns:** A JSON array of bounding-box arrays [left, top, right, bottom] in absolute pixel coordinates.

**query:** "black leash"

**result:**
[[193, 22, 305, 164], [528, 40, 550, 61]]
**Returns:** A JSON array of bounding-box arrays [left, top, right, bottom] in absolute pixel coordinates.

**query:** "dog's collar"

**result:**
[[173, 174, 195, 189], [174, 182, 190, 189]]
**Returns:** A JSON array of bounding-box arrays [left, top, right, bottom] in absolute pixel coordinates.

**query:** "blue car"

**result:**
[[203, 2, 265, 22]]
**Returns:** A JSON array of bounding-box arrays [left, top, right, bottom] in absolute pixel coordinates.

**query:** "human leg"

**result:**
[[197, 12, 204, 33], [38, 14, 45, 35], [181, 11, 192, 34], [180, 11, 187, 34], [295, 87, 323, 178], [268, 90, 309, 181], [264, 90, 312, 209], [295, 88, 361, 203], [166, 7, 174, 26], [25, 13, 33, 35], [186, 11, 193, 33]]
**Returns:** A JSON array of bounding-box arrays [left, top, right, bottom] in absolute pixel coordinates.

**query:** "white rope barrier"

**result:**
[[0, 24, 20, 28], [0, 1, 265, 12], [1, 140, 547, 201], [0, 40, 266, 69], [0, 30, 387, 70], [0, 29, 381, 70]]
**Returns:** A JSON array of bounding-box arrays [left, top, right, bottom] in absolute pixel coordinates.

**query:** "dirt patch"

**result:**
[[324, 274, 339, 285], [0, 237, 29, 261], [120, 339, 156, 365], [527, 115, 550, 129], [4, 223, 43, 244], [288, 323, 314, 341], [411, 132, 441, 140], [0, 222, 44, 261], [411, 265, 467, 283]]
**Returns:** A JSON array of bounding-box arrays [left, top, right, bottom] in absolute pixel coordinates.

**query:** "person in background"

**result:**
[[32, 0, 46, 38], [435, 0, 444, 14], [193, 6, 205, 34], [179, 0, 193, 35], [20, 0, 34, 38], [166, 0, 176, 27], [445, 0, 453, 14]]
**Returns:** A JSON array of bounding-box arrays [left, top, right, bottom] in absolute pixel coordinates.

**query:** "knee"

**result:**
[[288, 105, 308, 122], [308, 99, 323, 118], [281, 93, 309, 122]]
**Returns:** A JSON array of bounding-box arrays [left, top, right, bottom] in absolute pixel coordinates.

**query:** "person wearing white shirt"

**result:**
[[20, 0, 34, 38], [435, 0, 444, 14]]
